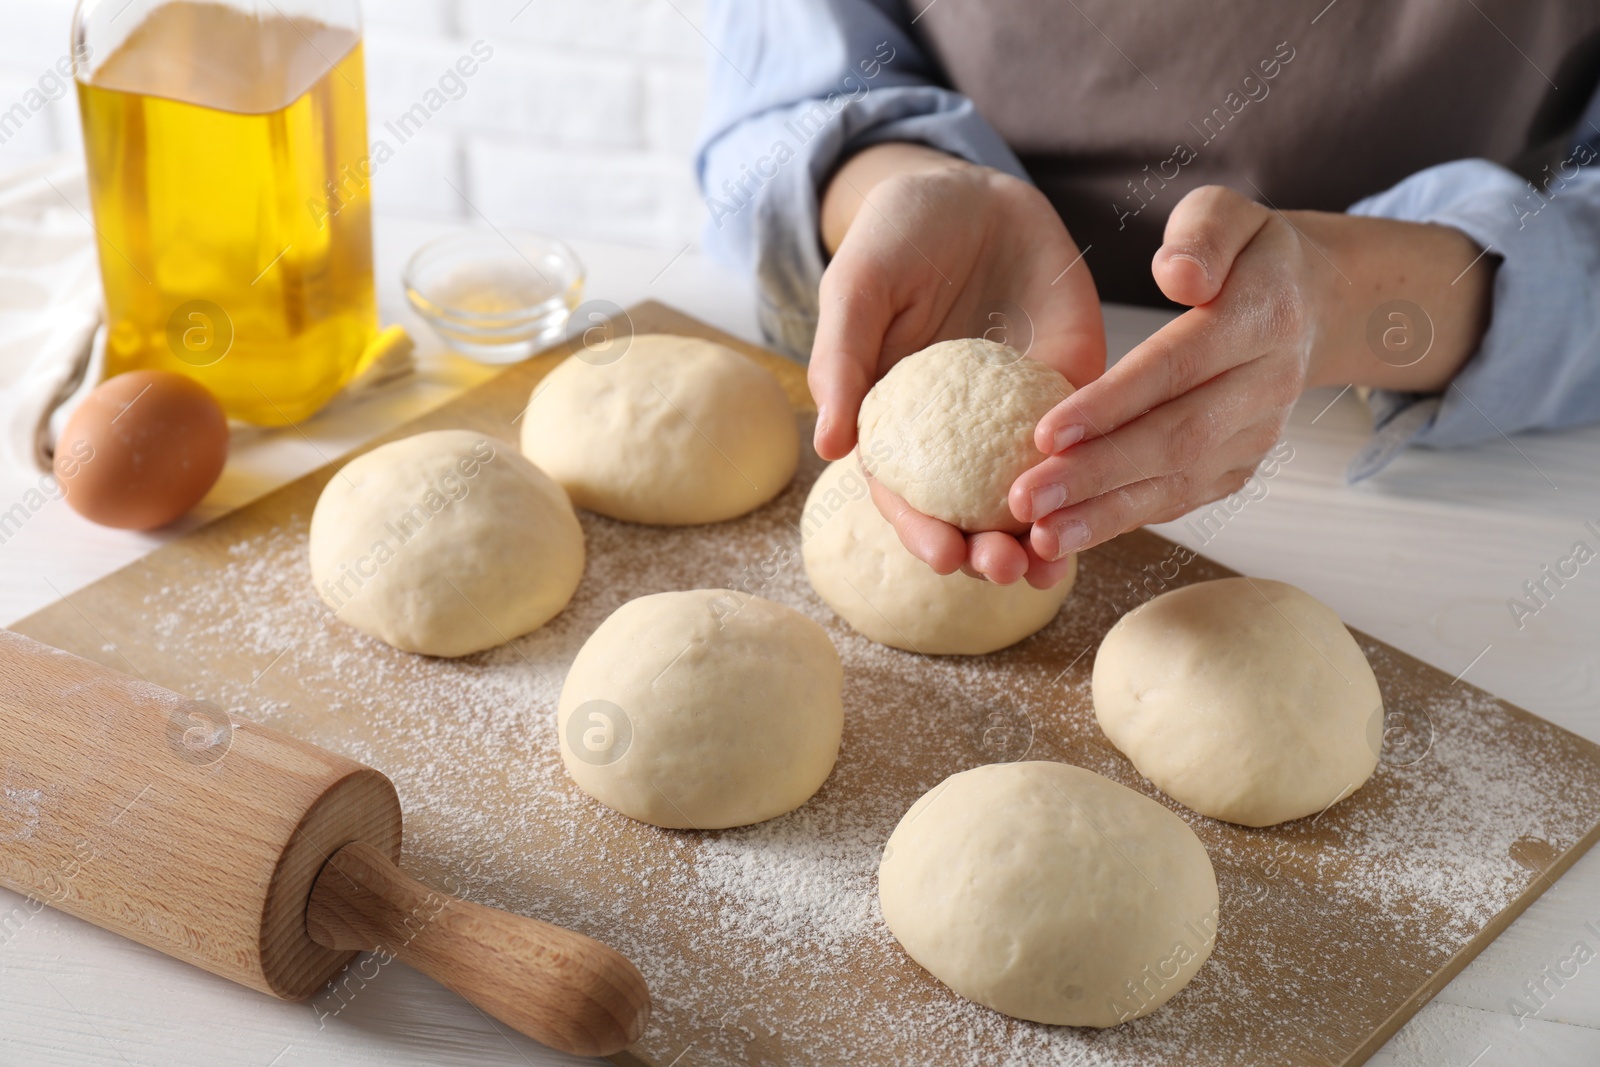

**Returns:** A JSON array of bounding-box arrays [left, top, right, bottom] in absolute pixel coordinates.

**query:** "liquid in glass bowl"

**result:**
[[403, 231, 584, 364]]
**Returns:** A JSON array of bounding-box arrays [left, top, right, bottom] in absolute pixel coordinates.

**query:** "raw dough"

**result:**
[[520, 333, 799, 525], [801, 457, 1074, 654], [879, 761, 1219, 1027], [1092, 577, 1383, 827], [309, 429, 583, 658], [558, 589, 843, 829], [856, 338, 1072, 531]]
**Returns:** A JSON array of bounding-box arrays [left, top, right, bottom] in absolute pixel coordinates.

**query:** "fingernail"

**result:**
[[1049, 519, 1091, 560], [1051, 425, 1084, 452], [1028, 483, 1066, 521], [1168, 251, 1211, 283]]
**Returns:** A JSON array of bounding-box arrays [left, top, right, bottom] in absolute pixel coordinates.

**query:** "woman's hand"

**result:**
[[810, 143, 1105, 588], [1011, 185, 1495, 562]]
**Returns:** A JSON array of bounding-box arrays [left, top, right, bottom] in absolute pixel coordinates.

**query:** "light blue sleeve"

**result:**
[[1344, 152, 1600, 481], [695, 0, 1029, 359]]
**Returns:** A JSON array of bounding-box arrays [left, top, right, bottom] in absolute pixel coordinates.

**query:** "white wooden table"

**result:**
[[2, 216, 1597, 1066]]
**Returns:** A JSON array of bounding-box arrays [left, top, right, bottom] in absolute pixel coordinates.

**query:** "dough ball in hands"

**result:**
[[801, 457, 1074, 654], [520, 334, 799, 525], [879, 762, 1219, 1027], [1092, 577, 1383, 827], [856, 338, 1072, 532], [309, 430, 584, 658], [558, 590, 843, 829]]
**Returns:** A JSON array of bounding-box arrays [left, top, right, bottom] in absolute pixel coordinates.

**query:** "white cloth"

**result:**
[[0, 156, 104, 482]]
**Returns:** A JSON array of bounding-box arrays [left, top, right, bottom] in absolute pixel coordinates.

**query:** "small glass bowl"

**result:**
[[403, 231, 585, 364]]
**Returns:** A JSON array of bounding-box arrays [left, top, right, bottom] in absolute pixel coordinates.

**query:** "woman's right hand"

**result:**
[[809, 143, 1105, 587]]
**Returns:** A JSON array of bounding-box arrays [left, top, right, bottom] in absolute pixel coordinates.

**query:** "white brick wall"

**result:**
[[0, 0, 82, 167], [0, 0, 711, 249]]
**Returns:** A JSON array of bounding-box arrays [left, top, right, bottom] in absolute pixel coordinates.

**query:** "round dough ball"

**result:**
[[879, 761, 1219, 1027], [1092, 577, 1383, 827], [558, 589, 843, 829], [310, 429, 584, 658], [520, 334, 799, 525], [801, 457, 1074, 654], [856, 338, 1072, 532]]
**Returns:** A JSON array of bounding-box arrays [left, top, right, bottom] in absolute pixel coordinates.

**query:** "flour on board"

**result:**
[[138, 445, 1600, 1066]]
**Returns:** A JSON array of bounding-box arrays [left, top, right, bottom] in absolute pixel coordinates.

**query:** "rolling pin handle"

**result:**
[[305, 841, 650, 1057]]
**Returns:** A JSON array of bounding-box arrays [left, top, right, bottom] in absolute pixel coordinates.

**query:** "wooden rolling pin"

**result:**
[[0, 630, 650, 1057]]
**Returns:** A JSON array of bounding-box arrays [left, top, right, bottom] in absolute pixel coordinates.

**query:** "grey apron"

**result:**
[[913, 1, 1600, 305]]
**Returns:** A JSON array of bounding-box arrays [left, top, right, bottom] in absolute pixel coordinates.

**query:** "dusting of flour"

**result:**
[[132, 445, 1600, 1067]]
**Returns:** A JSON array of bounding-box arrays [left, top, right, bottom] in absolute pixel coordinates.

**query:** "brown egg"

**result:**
[[55, 370, 229, 530]]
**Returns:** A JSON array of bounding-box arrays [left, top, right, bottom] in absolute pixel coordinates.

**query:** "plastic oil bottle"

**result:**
[[73, 0, 378, 425]]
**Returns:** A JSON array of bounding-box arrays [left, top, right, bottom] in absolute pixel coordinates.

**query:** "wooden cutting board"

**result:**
[[13, 301, 1600, 1067]]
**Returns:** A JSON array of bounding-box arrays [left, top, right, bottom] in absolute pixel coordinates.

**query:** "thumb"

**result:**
[[1153, 185, 1270, 307], [808, 265, 895, 461]]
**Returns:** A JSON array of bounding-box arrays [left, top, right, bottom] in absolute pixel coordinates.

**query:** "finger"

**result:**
[[1153, 185, 1269, 307], [1031, 279, 1289, 457], [868, 474, 966, 575], [994, 234, 1107, 391], [1014, 357, 1295, 521], [1029, 425, 1283, 560], [965, 531, 1029, 585], [1030, 476, 1173, 560], [809, 265, 897, 460], [1029, 263, 1109, 390], [1144, 465, 1258, 525], [1030, 320, 1108, 393], [1022, 539, 1077, 590]]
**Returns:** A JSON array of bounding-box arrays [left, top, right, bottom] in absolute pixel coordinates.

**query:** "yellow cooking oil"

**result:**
[[77, 1, 377, 425]]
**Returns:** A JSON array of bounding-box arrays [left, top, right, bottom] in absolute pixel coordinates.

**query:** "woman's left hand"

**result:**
[[1011, 184, 1494, 561]]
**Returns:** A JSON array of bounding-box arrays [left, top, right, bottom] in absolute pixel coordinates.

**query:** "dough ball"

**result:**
[[1092, 577, 1383, 827], [310, 430, 583, 658], [856, 338, 1072, 532], [520, 333, 799, 525], [879, 761, 1219, 1027], [801, 457, 1074, 654], [558, 589, 843, 829]]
